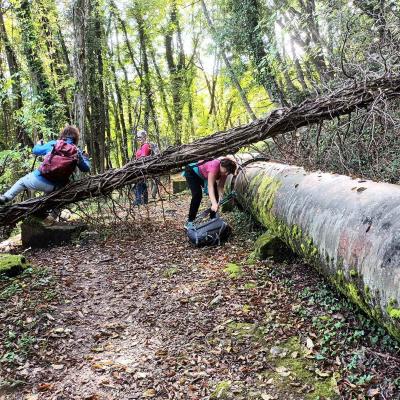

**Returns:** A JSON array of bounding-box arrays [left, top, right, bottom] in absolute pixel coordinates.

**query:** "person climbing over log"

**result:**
[[183, 158, 237, 229], [0, 125, 90, 205], [133, 129, 151, 206]]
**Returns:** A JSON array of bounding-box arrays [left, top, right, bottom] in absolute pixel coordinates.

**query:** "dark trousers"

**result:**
[[134, 180, 148, 205], [185, 169, 218, 222]]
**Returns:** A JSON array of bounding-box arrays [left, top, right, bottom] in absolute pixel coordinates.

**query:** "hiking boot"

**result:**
[[184, 221, 195, 230], [0, 195, 10, 205]]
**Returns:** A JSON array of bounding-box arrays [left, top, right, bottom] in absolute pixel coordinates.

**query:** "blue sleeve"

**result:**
[[32, 140, 57, 156], [77, 149, 90, 172]]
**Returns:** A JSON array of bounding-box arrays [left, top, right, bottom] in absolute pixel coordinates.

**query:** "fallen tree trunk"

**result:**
[[1, 74, 400, 226], [232, 161, 400, 340]]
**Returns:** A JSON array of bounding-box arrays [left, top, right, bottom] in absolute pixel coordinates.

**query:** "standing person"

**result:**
[[0, 125, 90, 204], [133, 129, 151, 206], [183, 158, 237, 229]]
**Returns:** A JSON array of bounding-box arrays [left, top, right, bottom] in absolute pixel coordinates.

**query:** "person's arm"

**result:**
[[77, 150, 91, 172], [32, 140, 55, 156], [208, 173, 219, 212], [217, 176, 227, 201]]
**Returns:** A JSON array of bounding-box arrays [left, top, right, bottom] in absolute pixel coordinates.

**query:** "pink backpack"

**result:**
[[39, 140, 78, 182]]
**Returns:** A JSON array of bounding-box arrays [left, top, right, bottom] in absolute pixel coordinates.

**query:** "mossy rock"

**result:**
[[0, 254, 29, 277]]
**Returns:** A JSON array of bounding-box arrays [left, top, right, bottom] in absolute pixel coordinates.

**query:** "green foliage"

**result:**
[[0, 0, 399, 181], [224, 262, 243, 279], [0, 147, 34, 194]]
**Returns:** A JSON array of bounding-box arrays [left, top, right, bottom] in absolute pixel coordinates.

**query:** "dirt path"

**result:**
[[1, 196, 399, 400]]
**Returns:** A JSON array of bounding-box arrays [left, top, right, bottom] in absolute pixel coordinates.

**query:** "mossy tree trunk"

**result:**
[[232, 161, 400, 340], [14, 0, 62, 135]]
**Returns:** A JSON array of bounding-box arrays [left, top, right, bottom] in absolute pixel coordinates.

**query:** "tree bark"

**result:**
[[86, 0, 106, 173], [36, 0, 71, 120], [135, 9, 160, 140], [110, 59, 129, 164], [0, 7, 32, 146], [164, 0, 187, 145], [0, 74, 399, 226], [14, 0, 61, 134], [72, 0, 88, 147], [150, 48, 175, 130], [231, 160, 400, 340]]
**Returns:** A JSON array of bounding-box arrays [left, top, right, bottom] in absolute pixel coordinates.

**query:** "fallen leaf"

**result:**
[[143, 388, 157, 397], [275, 366, 291, 376], [261, 394, 276, 400], [306, 337, 314, 349], [25, 394, 39, 400], [38, 382, 53, 391], [367, 388, 380, 397], [315, 368, 330, 377]]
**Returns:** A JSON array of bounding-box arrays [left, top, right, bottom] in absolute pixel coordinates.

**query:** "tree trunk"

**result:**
[[150, 48, 175, 130], [110, 59, 129, 164], [72, 0, 88, 147], [231, 160, 400, 340], [86, 0, 106, 173], [164, 0, 187, 145], [0, 7, 32, 146], [1, 74, 399, 226], [36, 0, 70, 120], [115, 26, 133, 134], [134, 6, 159, 138], [14, 0, 61, 134], [200, 0, 257, 121]]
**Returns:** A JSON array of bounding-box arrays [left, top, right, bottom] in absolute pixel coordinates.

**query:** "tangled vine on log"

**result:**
[[1, 75, 400, 227]]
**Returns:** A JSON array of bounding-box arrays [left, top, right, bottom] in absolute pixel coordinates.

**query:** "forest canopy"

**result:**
[[0, 0, 399, 185]]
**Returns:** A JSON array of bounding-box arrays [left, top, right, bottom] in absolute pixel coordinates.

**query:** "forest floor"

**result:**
[[0, 194, 400, 400]]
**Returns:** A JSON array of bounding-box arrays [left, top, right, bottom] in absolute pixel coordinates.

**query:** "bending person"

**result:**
[[183, 158, 236, 229], [0, 125, 90, 204]]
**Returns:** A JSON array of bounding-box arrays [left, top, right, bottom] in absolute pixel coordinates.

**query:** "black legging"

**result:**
[[185, 168, 218, 221]]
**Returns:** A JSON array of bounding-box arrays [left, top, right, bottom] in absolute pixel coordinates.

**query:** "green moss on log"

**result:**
[[242, 172, 400, 341]]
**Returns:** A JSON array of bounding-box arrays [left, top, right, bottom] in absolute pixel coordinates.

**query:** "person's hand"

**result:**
[[211, 202, 219, 212]]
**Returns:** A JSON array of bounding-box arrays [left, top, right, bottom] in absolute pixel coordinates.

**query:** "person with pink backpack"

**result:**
[[0, 125, 90, 204]]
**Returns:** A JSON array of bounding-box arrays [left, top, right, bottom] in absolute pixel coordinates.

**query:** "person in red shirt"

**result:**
[[133, 130, 151, 205]]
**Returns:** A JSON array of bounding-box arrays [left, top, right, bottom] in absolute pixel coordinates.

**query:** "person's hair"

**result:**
[[59, 125, 80, 144], [136, 129, 147, 139], [220, 158, 237, 175]]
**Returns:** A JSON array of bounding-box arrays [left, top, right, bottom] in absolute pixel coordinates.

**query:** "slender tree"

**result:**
[[200, 0, 257, 120]]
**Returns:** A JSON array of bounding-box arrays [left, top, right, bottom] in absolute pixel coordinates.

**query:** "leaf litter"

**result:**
[[0, 194, 399, 399]]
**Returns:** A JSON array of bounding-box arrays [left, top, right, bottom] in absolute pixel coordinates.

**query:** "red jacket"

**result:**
[[136, 143, 151, 158]]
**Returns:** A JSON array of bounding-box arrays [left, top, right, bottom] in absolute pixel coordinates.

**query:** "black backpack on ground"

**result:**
[[187, 216, 232, 247]]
